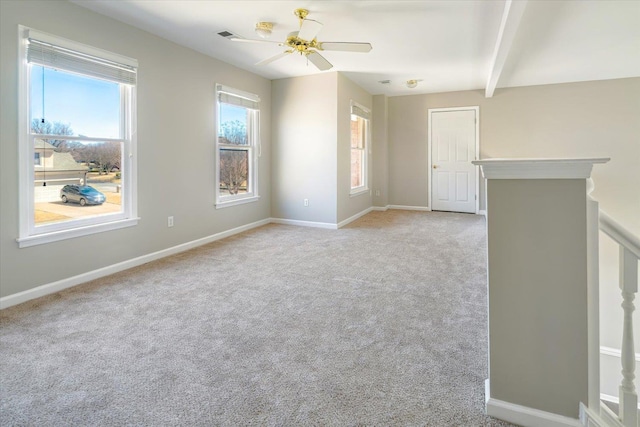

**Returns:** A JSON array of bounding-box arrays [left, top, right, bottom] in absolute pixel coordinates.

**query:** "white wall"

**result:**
[[271, 73, 338, 224], [336, 73, 373, 223], [0, 0, 271, 298]]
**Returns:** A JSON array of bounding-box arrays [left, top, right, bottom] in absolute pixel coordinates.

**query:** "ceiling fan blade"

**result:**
[[319, 42, 372, 53], [306, 51, 333, 71], [298, 19, 323, 41], [256, 51, 291, 66], [230, 38, 281, 45]]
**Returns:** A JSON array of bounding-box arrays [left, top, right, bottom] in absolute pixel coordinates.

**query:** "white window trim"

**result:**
[[350, 101, 370, 196], [17, 26, 138, 248], [215, 84, 260, 209], [350, 188, 370, 198]]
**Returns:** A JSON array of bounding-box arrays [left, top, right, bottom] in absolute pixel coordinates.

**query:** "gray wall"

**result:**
[[388, 78, 640, 233], [271, 73, 338, 224], [271, 72, 373, 225], [487, 179, 588, 418], [372, 95, 389, 208], [0, 0, 272, 298], [336, 73, 373, 223]]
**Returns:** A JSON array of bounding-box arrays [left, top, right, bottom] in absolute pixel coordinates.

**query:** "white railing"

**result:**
[[598, 211, 640, 427]]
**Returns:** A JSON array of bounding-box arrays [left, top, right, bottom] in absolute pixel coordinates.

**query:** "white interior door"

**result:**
[[431, 110, 477, 213]]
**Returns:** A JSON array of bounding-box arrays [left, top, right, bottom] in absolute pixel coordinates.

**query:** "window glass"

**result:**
[[31, 67, 120, 139], [218, 104, 248, 146], [219, 148, 249, 196], [30, 68, 124, 226]]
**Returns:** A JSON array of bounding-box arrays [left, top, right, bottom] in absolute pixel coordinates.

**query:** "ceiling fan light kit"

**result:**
[[254, 22, 273, 39], [227, 8, 372, 71]]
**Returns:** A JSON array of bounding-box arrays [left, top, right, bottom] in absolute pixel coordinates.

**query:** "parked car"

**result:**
[[60, 185, 106, 206]]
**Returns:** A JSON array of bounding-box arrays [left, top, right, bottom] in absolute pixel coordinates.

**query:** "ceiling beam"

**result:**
[[485, 0, 528, 98]]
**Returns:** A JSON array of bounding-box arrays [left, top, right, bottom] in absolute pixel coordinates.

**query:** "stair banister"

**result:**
[[599, 210, 640, 427]]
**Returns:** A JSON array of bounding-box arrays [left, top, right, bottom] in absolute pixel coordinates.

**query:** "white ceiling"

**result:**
[[70, 0, 640, 97]]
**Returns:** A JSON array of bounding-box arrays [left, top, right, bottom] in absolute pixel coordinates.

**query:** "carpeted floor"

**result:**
[[0, 210, 515, 426]]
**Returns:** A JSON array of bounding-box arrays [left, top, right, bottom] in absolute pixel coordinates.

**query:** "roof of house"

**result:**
[[34, 139, 87, 172], [51, 152, 87, 172], [34, 140, 56, 151]]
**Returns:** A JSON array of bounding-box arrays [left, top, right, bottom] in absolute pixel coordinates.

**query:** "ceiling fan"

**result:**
[[230, 8, 373, 71]]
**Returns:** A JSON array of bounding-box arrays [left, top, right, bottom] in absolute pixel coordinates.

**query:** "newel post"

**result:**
[[472, 157, 609, 425]]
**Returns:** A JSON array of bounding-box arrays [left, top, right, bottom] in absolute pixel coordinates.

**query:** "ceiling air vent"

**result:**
[[218, 31, 239, 40], [378, 80, 391, 85]]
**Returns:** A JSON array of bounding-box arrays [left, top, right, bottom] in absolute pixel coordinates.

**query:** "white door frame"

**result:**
[[427, 106, 480, 214]]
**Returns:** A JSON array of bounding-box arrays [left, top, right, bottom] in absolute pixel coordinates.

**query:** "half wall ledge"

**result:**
[[472, 158, 610, 180]]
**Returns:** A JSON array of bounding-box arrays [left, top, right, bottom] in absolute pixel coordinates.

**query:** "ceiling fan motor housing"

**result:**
[[286, 31, 319, 54]]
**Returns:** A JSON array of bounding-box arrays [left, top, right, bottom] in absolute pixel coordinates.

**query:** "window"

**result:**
[[350, 102, 370, 194], [215, 84, 260, 207], [18, 27, 138, 248]]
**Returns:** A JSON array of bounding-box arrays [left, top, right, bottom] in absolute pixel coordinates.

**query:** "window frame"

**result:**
[[17, 26, 138, 248], [215, 84, 260, 209], [349, 101, 370, 196]]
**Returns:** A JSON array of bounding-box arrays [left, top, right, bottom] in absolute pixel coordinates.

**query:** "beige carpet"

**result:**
[[0, 210, 515, 426]]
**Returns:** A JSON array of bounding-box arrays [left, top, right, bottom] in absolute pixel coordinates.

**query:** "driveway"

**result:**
[[35, 201, 121, 218]]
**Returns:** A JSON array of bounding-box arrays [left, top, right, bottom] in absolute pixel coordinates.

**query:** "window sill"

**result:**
[[17, 217, 139, 248], [350, 188, 369, 198], [215, 195, 260, 209]]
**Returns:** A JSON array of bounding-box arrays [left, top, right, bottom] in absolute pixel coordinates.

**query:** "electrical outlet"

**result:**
[[168, 216, 174, 227], [375, 189, 381, 197], [303, 199, 309, 207]]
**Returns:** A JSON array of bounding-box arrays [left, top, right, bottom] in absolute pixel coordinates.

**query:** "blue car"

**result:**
[[60, 185, 106, 206]]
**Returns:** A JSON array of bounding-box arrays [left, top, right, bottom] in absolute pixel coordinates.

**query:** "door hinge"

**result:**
[[475, 195, 477, 200]]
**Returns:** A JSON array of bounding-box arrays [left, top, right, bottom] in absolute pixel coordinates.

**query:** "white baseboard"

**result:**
[[478, 209, 487, 216], [270, 218, 338, 229], [337, 207, 374, 228], [0, 218, 271, 310], [371, 206, 388, 212], [485, 380, 581, 427], [387, 205, 432, 211]]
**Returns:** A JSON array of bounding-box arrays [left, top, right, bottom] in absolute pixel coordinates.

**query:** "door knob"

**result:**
[[433, 165, 438, 169]]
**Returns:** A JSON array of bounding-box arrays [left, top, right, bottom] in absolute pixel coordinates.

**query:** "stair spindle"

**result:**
[[619, 246, 638, 427]]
